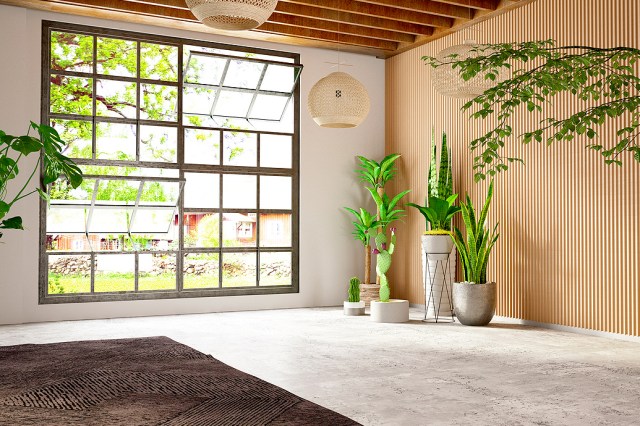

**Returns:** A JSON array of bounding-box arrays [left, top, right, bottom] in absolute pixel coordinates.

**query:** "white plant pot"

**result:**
[[421, 234, 454, 260], [343, 301, 365, 316], [422, 235, 456, 318], [370, 299, 409, 323]]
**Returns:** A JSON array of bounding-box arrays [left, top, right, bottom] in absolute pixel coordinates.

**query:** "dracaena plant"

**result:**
[[452, 181, 499, 284], [366, 187, 411, 229], [344, 207, 379, 284], [408, 195, 461, 234], [422, 40, 640, 181], [0, 122, 83, 239], [356, 153, 401, 188]]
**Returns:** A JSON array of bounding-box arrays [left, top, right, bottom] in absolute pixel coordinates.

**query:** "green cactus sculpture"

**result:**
[[373, 227, 397, 302], [348, 277, 361, 303]]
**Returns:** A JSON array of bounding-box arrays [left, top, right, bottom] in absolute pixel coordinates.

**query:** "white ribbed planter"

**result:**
[[422, 235, 456, 318], [370, 299, 409, 323]]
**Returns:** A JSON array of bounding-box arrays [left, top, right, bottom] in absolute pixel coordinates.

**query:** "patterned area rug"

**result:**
[[0, 337, 360, 425]]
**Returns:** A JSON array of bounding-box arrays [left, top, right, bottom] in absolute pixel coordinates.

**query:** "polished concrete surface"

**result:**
[[1, 308, 639, 425]]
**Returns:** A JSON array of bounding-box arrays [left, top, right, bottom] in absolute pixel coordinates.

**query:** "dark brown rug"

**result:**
[[0, 337, 360, 426]]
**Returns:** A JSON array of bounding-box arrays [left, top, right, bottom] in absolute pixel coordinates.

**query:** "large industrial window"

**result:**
[[40, 21, 301, 303]]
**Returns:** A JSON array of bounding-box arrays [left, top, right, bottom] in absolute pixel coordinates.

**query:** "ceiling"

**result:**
[[2, 0, 534, 58]]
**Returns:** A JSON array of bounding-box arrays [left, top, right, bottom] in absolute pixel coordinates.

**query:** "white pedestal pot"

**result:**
[[370, 299, 409, 323]]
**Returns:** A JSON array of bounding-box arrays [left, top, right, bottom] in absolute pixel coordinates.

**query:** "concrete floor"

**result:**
[[1, 308, 640, 425]]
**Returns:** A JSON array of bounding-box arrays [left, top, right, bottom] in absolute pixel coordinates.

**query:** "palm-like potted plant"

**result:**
[[344, 207, 379, 287], [1, 122, 82, 239], [350, 153, 402, 304], [367, 188, 411, 323], [451, 181, 499, 326]]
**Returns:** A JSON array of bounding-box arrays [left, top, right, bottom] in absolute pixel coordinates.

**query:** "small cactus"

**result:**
[[374, 227, 397, 302], [348, 277, 361, 302]]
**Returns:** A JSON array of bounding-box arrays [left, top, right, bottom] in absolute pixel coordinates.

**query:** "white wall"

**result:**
[[0, 4, 385, 324]]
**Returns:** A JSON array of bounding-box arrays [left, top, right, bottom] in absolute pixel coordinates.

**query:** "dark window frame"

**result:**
[[39, 20, 300, 304]]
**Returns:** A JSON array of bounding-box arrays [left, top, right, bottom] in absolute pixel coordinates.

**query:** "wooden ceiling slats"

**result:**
[[274, 2, 435, 36], [0, 0, 531, 57], [256, 22, 399, 50], [279, 0, 453, 28], [268, 12, 416, 44]]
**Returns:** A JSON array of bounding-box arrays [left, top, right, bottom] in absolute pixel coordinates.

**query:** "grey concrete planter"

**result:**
[[452, 281, 496, 326], [343, 301, 365, 316]]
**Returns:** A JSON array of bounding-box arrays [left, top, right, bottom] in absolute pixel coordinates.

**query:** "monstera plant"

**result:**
[[0, 122, 82, 239]]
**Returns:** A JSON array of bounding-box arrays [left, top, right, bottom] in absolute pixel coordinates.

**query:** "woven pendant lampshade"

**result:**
[[307, 72, 370, 128], [432, 40, 508, 99], [186, 0, 278, 31]]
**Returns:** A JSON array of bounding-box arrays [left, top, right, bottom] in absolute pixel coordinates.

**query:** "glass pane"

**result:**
[[138, 253, 176, 291], [46, 207, 87, 233], [184, 173, 219, 209], [260, 176, 291, 209], [88, 207, 133, 233], [48, 254, 91, 294], [224, 60, 265, 89], [184, 213, 219, 248], [96, 122, 136, 161], [46, 234, 93, 252], [184, 129, 220, 165], [140, 181, 180, 205], [51, 31, 93, 73], [96, 79, 137, 118], [249, 94, 289, 120], [130, 207, 176, 233], [222, 174, 256, 209], [185, 54, 227, 85], [223, 131, 256, 166], [259, 213, 291, 247], [260, 134, 292, 168], [222, 252, 256, 287], [222, 212, 256, 247], [49, 177, 95, 203], [140, 125, 177, 163], [95, 179, 140, 204], [51, 119, 92, 159], [260, 64, 297, 93], [183, 253, 219, 289], [95, 254, 135, 292], [140, 43, 178, 81], [123, 234, 176, 251], [141, 84, 178, 121], [260, 252, 291, 286], [97, 37, 137, 77], [50, 76, 93, 115], [80, 165, 179, 178], [212, 91, 253, 117], [183, 87, 216, 115]]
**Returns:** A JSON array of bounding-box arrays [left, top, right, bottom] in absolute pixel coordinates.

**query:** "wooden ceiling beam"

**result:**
[[275, 2, 434, 36], [46, 0, 195, 20], [123, 0, 187, 9], [279, 0, 454, 28], [267, 12, 415, 44], [256, 22, 398, 51], [431, 0, 499, 11], [361, 0, 472, 19]]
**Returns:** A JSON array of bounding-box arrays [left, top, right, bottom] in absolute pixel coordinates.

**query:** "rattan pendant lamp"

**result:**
[[186, 0, 279, 31], [307, 70, 370, 128]]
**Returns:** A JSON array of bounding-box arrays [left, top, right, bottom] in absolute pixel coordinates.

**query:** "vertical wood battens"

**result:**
[[385, 0, 640, 336]]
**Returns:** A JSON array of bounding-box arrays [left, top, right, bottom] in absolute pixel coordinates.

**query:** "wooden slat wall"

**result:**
[[385, 0, 640, 336]]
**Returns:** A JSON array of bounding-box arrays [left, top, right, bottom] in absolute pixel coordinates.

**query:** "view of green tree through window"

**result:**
[[40, 21, 301, 303]]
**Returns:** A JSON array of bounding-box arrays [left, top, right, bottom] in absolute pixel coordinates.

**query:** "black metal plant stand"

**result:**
[[422, 252, 455, 323]]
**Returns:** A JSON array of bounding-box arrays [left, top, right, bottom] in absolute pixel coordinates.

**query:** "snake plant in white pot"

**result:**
[[452, 181, 499, 326]]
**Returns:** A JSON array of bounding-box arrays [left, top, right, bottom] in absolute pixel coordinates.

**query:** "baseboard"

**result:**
[[410, 303, 640, 343]]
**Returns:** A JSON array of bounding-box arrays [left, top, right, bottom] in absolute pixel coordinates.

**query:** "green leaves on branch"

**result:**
[[366, 187, 410, 229], [356, 153, 401, 188], [451, 181, 499, 284], [344, 207, 379, 247], [0, 122, 83, 239], [422, 40, 640, 179]]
